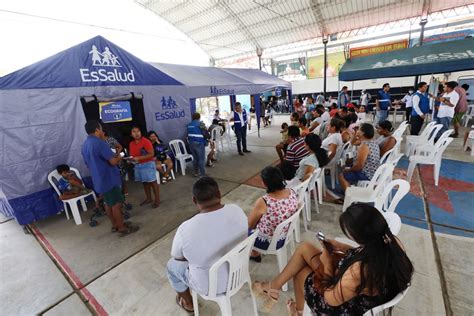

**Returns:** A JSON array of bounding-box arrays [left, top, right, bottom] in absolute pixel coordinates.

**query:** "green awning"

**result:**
[[339, 37, 474, 81]]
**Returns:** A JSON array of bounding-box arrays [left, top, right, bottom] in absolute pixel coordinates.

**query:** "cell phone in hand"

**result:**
[[317, 232, 333, 252], [317, 232, 344, 255]]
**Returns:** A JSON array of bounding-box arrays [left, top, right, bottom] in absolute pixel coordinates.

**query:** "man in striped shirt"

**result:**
[[284, 126, 309, 168]]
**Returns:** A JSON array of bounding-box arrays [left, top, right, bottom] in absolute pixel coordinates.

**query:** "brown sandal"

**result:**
[[175, 295, 194, 313], [252, 281, 279, 312], [286, 299, 303, 316]]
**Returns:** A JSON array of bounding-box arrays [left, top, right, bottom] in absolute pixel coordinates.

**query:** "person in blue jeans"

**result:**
[[430, 81, 460, 140], [187, 112, 207, 177], [375, 83, 395, 125], [230, 102, 251, 156]]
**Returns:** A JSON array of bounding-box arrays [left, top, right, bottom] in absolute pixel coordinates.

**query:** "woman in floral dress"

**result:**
[[248, 166, 298, 262]]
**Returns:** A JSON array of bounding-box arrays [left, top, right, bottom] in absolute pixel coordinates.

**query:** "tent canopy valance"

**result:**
[[339, 37, 474, 81], [151, 62, 291, 98]]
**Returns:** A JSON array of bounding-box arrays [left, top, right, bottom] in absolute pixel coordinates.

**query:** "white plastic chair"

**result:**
[[392, 121, 409, 138], [363, 288, 410, 316], [405, 122, 440, 156], [293, 177, 312, 235], [47, 168, 96, 225], [169, 139, 194, 176], [254, 205, 303, 291], [407, 137, 453, 186], [464, 128, 474, 157], [155, 165, 175, 184], [306, 168, 323, 215], [211, 126, 225, 153], [407, 123, 443, 157], [376, 179, 410, 214], [414, 129, 453, 156], [325, 144, 344, 189], [462, 104, 474, 127], [192, 231, 259, 316], [343, 164, 394, 212]]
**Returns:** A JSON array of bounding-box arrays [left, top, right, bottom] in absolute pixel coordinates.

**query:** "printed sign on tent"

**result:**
[[99, 101, 132, 123]]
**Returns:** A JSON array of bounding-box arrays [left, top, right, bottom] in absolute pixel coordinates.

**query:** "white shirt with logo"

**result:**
[[437, 90, 460, 119]]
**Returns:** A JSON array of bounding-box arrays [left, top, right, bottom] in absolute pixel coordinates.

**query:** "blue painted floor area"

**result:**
[[396, 192, 426, 221], [436, 159, 474, 183], [432, 224, 474, 238], [400, 216, 429, 230], [429, 191, 474, 231]]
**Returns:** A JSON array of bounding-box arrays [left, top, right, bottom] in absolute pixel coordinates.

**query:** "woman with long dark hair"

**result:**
[[285, 133, 329, 188], [253, 203, 414, 315], [248, 166, 298, 262]]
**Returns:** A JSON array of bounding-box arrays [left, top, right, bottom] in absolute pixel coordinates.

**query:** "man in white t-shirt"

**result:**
[[430, 81, 459, 140], [167, 177, 247, 313]]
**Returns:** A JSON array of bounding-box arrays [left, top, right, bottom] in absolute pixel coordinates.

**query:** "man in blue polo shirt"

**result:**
[[376, 83, 393, 124], [82, 120, 138, 236], [337, 86, 349, 108]]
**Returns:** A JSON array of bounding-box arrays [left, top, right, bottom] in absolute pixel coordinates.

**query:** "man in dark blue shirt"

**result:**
[[337, 86, 349, 108], [376, 83, 393, 124], [82, 120, 138, 236]]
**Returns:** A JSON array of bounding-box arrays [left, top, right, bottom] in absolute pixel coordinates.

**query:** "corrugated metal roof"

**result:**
[[136, 0, 472, 60]]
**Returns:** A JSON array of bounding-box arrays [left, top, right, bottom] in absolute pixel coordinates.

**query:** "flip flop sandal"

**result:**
[[139, 200, 152, 206], [119, 225, 139, 237], [111, 221, 132, 233], [175, 295, 194, 313], [151, 202, 160, 208]]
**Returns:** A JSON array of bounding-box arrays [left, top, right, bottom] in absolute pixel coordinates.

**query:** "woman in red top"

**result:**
[[129, 126, 160, 208]]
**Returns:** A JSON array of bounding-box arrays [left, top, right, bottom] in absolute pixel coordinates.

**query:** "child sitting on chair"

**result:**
[[56, 164, 91, 200]]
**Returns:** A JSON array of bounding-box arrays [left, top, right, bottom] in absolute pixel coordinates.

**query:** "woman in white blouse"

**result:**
[[322, 118, 344, 161]]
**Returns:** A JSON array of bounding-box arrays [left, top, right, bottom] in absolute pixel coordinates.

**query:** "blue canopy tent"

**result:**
[[339, 37, 474, 81], [0, 35, 188, 225], [151, 63, 291, 135]]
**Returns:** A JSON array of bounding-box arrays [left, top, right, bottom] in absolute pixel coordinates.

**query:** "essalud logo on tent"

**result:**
[[79, 45, 135, 83], [155, 96, 185, 121]]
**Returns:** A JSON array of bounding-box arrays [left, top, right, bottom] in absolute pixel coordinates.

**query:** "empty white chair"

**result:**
[[376, 179, 410, 214], [254, 205, 303, 291], [464, 128, 474, 157], [192, 231, 259, 316], [343, 164, 394, 212], [414, 129, 453, 156], [407, 137, 453, 186], [363, 288, 410, 316], [211, 126, 225, 153], [405, 122, 440, 156], [47, 167, 96, 225], [169, 139, 194, 176], [462, 104, 474, 127]]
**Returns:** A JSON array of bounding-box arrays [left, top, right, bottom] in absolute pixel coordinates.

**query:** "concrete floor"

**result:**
[[1, 115, 473, 315]]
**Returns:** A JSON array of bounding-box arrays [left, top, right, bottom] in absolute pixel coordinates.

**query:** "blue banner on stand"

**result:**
[[99, 101, 132, 123]]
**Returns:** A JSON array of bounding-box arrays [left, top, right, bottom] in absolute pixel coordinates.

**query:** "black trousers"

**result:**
[[235, 126, 247, 152], [406, 107, 412, 122], [410, 115, 424, 135]]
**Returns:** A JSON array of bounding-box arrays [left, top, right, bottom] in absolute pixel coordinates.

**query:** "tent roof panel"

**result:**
[[0, 36, 183, 90], [339, 37, 474, 81]]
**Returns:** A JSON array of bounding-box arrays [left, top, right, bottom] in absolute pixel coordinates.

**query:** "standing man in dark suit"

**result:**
[[230, 102, 251, 156]]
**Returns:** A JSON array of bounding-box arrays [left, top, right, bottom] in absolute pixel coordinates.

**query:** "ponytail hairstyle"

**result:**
[[325, 203, 414, 302], [304, 133, 329, 167]]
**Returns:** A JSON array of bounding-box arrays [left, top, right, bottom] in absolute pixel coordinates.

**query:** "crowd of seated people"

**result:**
[[166, 176, 413, 315]]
